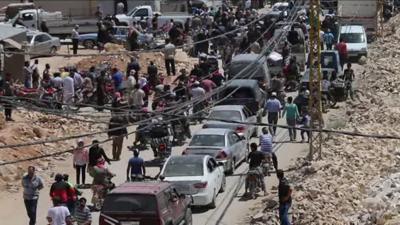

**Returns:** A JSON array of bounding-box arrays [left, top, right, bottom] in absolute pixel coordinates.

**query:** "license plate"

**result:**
[[121, 222, 139, 225]]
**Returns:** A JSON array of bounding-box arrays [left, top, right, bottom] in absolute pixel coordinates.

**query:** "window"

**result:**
[[209, 110, 242, 122], [189, 134, 225, 147], [103, 194, 157, 213], [34, 34, 50, 43], [134, 8, 148, 17], [340, 33, 365, 44], [41, 34, 51, 42], [163, 157, 204, 177], [22, 13, 34, 21], [228, 133, 239, 146]]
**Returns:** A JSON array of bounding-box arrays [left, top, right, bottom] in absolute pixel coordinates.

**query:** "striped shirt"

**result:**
[[259, 134, 273, 153], [75, 206, 91, 225]]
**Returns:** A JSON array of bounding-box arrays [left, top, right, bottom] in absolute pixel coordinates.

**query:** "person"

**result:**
[[24, 61, 33, 88], [2, 73, 14, 121], [126, 70, 136, 95], [108, 116, 128, 161], [96, 71, 107, 111], [129, 84, 145, 109], [323, 29, 335, 50], [111, 68, 124, 92], [51, 72, 63, 89], [259, 127, 278, 171], [88, 140, 111, 168], [62, 174, 78, 216], [343, 62, 355, 100], [147, 61, 158, 87], [30, 59, 40, 89], [201, 78, 217, 95], [95, 6, 103, 20], [321, 73, 332, 101], [163, 38, 176, 76], [42, 63, 51, 88], [287, 26, 299, 46], [299, 109, 311, 143], [73, 68, 84, 90], [265, 92, 282, 135], [281, 42, 290, 65], [74, 197, 92, 225], [22, 166, 43, 225], [71, 25, 80, 55], [126, 149, 146, 181], [47, 198, 73, 225], [246, 143, 266, 195], [128, 26, 139, 51], [245, 0, 251, 9], [336, 38, 348, 69], [282, 96, 299, 141], [277, 169, 292, 225], [151, 14, 159, 35], [41, 21, 49, 33], [73, 139, 88, 185], [126, 57, 140, 82], [50, 173, 75, 205], [63, 72, 75, 105], [191, 81, 206, 123], [173, 68, 189, 84]]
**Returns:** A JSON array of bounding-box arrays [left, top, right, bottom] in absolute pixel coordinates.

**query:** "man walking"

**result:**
[[265, 92, 282, 135], [47, 198, 73, 225], [277, 169, 292, 225], [323, 29, 335, 50], [282, 96, 299, 141], [336, 38, 348, 69], [3, 73, 14, 121], [163, 38, 176, 76], [259, 127, 278, 171], [71, 25, 80, 55], [108, 116, 128, 161], [127, 149, 146, 181], [22, 166, 44, 225]]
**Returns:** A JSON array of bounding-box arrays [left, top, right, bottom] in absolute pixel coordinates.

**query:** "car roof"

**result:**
[[210, 105, 245, 111], [109, 181, 171, 195], [231, 53, 266, 63], [195, 128, 231, 135], [340, 25, 364, 33], [225, 79, 259, 88]]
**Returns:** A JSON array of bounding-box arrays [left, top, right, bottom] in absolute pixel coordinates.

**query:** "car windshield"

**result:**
[[27, 35, 33, 42], [189, 134, 225, 147], [102, 194, 157, 213], [209, 110, 242, 121], [341, 33, 365, 43], [226, 87, 255, 99], [163, 157, 204, 177]]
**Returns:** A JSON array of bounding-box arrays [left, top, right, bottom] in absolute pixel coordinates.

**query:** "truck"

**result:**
[[6, 8, 98, 38], [116, 5, 191, 28], [337, 0, 378, 41]]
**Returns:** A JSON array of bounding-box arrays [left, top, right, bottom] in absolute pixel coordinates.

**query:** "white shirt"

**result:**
[[129, 88, 145, 106], [163, 43, 176, 60], [51, 77, 63, 89], [245, 0, 251, 9], [71, 29, 79, 39], [73, 72, 84, 89], [63, 76, 74, 95], [47, 206, 70, 225], [126, 75, 136, 90], [191, 87, 205, 99]]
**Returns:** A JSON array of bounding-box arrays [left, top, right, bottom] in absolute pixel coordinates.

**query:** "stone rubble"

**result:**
[[249, 13, 400, 225]]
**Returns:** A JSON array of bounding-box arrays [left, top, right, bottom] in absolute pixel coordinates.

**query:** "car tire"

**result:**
[[183, 208, 193, 225], [219, 175, 226, 193], [83, 40, 96, 49], [209, 190, 217, 209], [50, 46, 57, 54]]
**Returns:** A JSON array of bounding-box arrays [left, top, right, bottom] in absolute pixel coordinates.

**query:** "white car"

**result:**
[[160, 155, 226, 208], [25, 31, 60, 56], [338, 25, 368, 59]]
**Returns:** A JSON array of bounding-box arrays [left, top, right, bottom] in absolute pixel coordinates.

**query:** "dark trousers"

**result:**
[[326, 43, 333, 50], [24, 199, 38, 225], [279, 202, 291, 225], [301, 126, 310, 141], [165, 58, 176, 76], [339, 54, 347, 69], [286, 118, 296, 140], [268, 112, 279, 135], [112, 135, 124, 160], [72, 39, 78, 55], [75, 164, 86, 184], [4, 104, 12, 119]]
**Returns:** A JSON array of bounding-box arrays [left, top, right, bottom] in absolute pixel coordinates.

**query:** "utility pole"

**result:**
[[308, 0, 323, 161]]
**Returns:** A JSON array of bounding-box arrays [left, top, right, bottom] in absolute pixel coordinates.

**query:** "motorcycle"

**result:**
[[150, 136, 172, 160], [38, 87, 63, 109], [245, 169, 262, 199]]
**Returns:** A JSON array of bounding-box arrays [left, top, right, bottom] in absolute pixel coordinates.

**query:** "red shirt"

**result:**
[[201, 79, 216, 93], [336, 42, 348, 57]]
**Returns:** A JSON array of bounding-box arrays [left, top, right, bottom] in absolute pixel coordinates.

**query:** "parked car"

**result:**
[[100, 182, 192, 225], [160, 155, 225, 208], [216, 79, 266, 123], [203, 105, 258, 139], [25, 31, 60, 56], [338, 25, 368, 58], [227, 54, 271, 91], [183, 128, 247, 174], [78, 26, 154, 49]]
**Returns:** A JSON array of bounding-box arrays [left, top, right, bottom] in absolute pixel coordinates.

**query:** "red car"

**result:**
[[100, 182, 192, 225]]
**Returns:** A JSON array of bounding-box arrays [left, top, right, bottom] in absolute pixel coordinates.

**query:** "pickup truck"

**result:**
[[116, 5, 191, 28], [7, 8, 98, 38]]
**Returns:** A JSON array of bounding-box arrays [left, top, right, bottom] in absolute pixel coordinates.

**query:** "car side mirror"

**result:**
[[217, 162, 224, 167], [239, 136, 246, 141], [159, 175, 165, 181]]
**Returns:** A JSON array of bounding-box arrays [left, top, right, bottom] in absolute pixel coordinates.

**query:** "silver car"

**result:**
[[26, 31, 60, 56], [203, 105, 258, 140], [183, 128, 247, 175]]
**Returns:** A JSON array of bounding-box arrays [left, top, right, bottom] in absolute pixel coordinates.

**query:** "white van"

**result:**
[[338, 25, 368, 58]]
